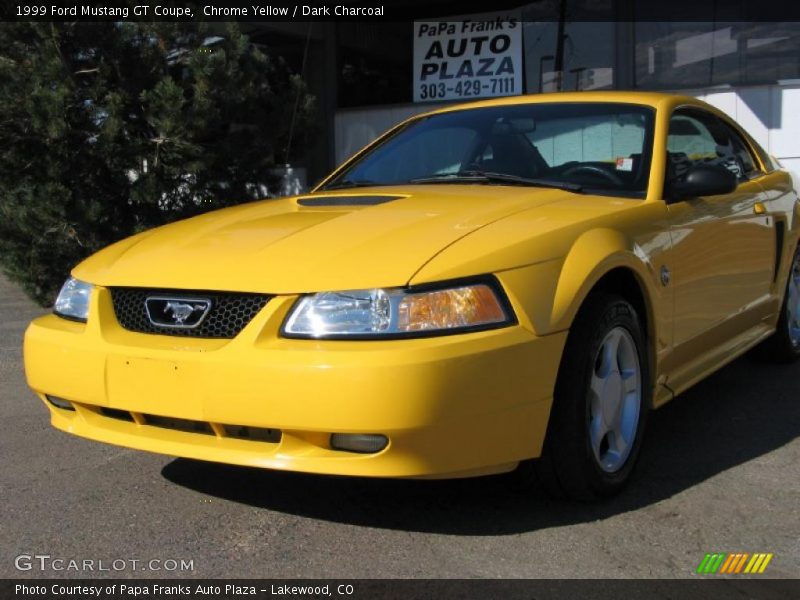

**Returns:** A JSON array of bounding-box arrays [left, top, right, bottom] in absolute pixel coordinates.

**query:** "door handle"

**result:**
[[753, 202, 767, 215]]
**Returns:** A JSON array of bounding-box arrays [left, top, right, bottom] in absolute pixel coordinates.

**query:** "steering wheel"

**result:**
[[561, 164, 624, 186]]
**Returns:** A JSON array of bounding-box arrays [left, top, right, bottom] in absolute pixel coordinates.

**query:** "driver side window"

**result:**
[[667, 109, 756, 183]]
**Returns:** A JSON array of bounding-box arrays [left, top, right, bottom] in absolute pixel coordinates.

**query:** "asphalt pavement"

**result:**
[[1, 272, 798, 579]]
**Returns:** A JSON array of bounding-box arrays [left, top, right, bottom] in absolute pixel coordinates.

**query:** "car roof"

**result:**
[[416, 91, 700, 118]]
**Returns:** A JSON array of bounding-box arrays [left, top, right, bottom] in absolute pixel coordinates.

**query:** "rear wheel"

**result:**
[[754, 245, 800, 363], [523, 293, 650, 500]]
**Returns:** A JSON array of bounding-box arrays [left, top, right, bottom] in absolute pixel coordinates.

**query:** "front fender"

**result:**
[[410, 199, 673, 356], [494, 227, 663, 341], [550, 228, 657, 332]]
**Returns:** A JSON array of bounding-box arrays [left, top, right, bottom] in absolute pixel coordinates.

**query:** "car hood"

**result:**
[[73, 185, 571, 293]]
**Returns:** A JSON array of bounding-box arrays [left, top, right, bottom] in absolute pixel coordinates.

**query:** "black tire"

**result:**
[[751, 245, 800, 363], [518, 292, 651, 501]]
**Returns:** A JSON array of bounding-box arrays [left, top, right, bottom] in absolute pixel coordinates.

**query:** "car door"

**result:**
[[665, 107, 774, 375]]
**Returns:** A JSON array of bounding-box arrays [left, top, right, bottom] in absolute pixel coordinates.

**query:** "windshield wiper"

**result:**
[[410, 170, 583, 193], [323, 179, 383, 190]]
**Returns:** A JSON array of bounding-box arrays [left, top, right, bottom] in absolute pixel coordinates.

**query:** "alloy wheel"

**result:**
[[588, 326, 642, 473]]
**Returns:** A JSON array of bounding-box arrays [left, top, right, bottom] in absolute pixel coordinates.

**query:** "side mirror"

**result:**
[[666, 163, 738, 203]]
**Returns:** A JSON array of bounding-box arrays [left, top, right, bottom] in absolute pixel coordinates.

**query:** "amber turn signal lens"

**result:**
[[397, 284, 507, 332]]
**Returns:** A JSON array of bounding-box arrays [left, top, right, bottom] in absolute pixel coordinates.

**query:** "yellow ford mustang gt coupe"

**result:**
[[24, 91, 800, 500]]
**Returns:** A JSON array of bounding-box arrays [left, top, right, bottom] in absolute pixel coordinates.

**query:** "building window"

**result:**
[[635, 22, 800, 89], [337, 22, 413, 108], [523, 20, 616, 93]]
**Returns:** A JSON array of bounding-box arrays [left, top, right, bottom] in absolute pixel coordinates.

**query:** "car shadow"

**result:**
[[161, 356, 800, 535]]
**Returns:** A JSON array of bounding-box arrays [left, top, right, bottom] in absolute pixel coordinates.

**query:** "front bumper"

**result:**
[[24, 287, 566, 478]]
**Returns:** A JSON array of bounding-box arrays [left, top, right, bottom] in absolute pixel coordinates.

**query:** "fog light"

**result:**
[[330, 433, 388, 454], [45, 395, 75, 411]]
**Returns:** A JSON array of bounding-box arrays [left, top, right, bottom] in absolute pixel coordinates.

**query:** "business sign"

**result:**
[[413, 12, 523, 103]]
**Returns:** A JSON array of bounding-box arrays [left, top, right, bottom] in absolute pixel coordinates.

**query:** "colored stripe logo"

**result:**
[[696, 553, 773, 574]]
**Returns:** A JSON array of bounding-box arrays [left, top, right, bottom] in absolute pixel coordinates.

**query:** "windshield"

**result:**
[[324, 103, 655, 197]]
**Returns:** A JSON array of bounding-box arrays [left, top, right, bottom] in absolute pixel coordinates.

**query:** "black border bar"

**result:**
[[4, 579, 800, 600], [3, 0, 800, 22]]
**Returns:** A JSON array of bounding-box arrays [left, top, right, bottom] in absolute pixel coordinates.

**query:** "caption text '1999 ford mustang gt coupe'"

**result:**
[[24, 92, 800, 500]]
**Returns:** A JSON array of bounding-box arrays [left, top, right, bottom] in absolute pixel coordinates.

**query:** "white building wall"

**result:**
[[333, 84, 800, 176]]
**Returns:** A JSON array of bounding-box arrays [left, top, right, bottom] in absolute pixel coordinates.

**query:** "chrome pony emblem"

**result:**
[[164, 301, 200, 324], [145, 297, 212, 329]]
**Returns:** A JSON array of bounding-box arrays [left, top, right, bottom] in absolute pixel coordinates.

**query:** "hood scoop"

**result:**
[[297, 195, 402, 207]]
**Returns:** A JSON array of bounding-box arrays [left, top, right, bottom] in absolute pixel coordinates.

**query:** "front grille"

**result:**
[[109, 287, 271, 338], [145, 414, 215, 436], [223, 424, 282, 443], [100, 407, 134, 422], [96, 406, 282, 444]]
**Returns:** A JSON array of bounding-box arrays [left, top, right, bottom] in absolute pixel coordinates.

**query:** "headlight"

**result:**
[[53, 277, 93, 322], [282, 279, 513, 339]]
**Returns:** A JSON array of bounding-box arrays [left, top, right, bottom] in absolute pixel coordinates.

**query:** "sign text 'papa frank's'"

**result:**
[[413, 12, 523, 103]]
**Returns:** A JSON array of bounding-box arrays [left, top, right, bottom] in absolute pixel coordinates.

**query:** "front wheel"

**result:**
[[526, 293, 651, 501]]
